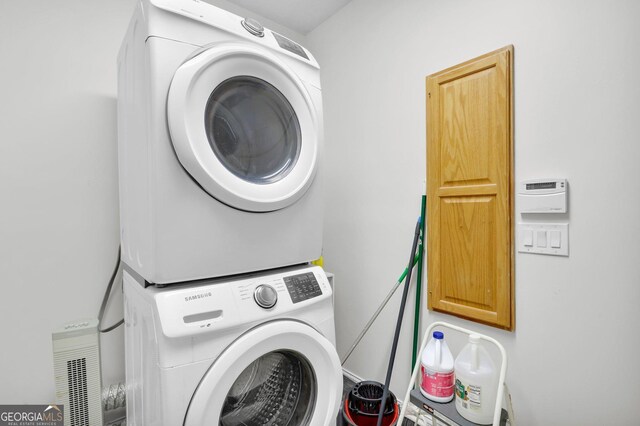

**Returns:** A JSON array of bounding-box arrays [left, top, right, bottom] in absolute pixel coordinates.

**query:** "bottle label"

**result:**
[[455, 378, 481, 410], [420, 365, 454, 398]]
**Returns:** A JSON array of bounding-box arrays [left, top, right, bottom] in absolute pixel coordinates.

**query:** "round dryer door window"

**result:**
[[205, 76, 301, 185], [168, 43, 320, 212], [183, 321, 342, 426]]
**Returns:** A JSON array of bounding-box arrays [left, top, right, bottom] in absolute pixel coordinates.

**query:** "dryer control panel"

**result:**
[[272, 32, 309, 60]]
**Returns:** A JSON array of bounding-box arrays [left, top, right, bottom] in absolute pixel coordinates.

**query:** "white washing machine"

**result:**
[[117, 0, 325, 285], [124, 264, 342, 425]]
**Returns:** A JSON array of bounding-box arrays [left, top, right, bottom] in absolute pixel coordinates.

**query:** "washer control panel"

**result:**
[[284, 272, 322, 303], [148, 265, 330, 338]]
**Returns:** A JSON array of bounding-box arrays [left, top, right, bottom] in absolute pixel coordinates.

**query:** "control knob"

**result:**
[[241, 18, 264, 37], [254, 284, 278, 309]]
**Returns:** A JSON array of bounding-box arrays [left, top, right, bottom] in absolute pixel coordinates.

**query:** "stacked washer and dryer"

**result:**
[[117, 0, 342, 424]]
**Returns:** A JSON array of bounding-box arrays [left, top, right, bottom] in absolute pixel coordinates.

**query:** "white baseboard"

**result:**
[[341, 368, 364, 384]]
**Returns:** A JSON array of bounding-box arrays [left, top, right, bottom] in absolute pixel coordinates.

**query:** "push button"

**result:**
[[536, 230, 547, 247], [550, 230, 561, 248], [523, 230, 533, 247]]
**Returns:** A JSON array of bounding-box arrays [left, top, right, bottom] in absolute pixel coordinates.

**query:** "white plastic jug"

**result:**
[[419, 331, 454, 402], [454, 334, 499, 424]]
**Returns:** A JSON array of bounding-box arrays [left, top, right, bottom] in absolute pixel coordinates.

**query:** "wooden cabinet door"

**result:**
[[426, 46, 514, 330]]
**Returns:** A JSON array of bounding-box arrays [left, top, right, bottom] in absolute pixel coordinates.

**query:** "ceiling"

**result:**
[[227, 0, 352, 34]]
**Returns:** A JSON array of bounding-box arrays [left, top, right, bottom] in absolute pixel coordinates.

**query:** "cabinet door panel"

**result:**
[[427, 46, 514, 330], [440, 66, 496, 187]]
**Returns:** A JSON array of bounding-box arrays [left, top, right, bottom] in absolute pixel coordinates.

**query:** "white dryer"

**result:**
[[124, 265, 342, 425], [117, 0, 324, 285]]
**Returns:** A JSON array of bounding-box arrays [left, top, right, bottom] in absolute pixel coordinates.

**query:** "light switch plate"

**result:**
[[518, 223, 569, 256]]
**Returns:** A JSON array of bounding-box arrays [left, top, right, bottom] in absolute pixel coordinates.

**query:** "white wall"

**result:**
[[307, 0, 640, 424], [0, 0, 305, 404], [0, 0, 135, 403], [3, 0, 639, 422]]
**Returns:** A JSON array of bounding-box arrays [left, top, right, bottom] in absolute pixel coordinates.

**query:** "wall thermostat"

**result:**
[[518, 178, 567, 213]]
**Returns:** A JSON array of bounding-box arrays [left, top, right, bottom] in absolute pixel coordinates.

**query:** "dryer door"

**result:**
[[168, 43, 319, 212], [183, 320, 341, 426]]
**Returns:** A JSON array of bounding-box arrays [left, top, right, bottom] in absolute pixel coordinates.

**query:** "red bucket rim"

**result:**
[[343, 398, 399, 426]]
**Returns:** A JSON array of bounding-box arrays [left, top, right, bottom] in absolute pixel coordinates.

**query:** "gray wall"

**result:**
[[306, 0, 640, 424]]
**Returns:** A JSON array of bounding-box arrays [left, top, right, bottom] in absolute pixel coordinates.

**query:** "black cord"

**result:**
[[100, 319, 124, 333], [99, 246, 123, 333]]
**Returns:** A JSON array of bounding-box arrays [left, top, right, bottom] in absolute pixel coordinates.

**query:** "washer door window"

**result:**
[[168, 43, 319, 212], [183, 321, 342, 426], [220, 350, 314, 425]]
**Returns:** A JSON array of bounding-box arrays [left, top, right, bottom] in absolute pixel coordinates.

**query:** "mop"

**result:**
[[376, 217, 422, 426]]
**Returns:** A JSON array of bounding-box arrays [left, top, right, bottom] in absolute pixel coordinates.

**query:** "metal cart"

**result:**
[[398, 321, 513, 426]]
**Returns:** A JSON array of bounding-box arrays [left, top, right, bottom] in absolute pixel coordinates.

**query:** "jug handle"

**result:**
[[471, 341, 479, 371]]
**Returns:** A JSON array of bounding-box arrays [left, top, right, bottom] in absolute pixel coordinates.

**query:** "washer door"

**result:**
[[183, 321, 342, 426], [168, 43, 319, 212]]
